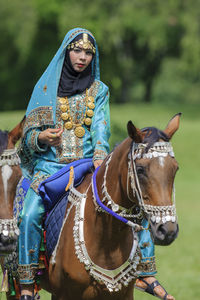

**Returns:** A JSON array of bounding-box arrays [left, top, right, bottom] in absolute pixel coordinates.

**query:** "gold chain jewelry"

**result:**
[[59, 89, 95, 138]]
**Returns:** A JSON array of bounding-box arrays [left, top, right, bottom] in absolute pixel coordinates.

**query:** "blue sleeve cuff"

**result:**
[[27, 129, 48, 153]]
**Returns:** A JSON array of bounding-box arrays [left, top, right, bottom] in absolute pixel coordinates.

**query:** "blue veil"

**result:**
[[24, 28, 100, 134]]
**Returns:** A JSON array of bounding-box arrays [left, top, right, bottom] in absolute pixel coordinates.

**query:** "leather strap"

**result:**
[[139, 278, 168, 299]]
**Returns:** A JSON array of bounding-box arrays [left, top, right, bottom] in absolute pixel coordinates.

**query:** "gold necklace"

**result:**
[[59, 89, 95, 138]]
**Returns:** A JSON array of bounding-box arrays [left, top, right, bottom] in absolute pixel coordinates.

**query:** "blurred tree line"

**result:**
[[1, 0, 200, 110]]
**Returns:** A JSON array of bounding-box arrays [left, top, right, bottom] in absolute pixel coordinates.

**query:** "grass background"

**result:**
[[0, 102, 199, 299]]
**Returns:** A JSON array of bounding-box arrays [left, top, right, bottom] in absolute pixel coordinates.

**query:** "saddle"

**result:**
[[14, 159, 93, 258]]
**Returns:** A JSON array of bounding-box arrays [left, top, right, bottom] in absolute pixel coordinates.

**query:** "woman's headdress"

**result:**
[[24, 28, 100, 134], [67, 33, 96, 54]]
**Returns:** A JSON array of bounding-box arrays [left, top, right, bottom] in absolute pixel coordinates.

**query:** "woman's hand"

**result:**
[[94, 160, 103, 169], [38, 128, 63, 147]]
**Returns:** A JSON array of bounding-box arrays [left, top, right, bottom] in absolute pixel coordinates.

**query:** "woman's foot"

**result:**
[[20, 296, 34, 300], [135, 276, 175, 300], [20, 284, 34, 300]]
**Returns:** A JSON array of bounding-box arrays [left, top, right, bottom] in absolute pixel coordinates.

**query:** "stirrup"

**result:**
[[135, 277, 169, 300], [20, 295, 34, 300]]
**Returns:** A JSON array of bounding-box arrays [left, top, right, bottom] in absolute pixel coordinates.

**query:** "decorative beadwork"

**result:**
[[144, 204, 176, 223], [0, 148, 21, 237], [0, 218, 19, 237], [56, 81, 100, 163], [68, 187, 141, 292], [59, 89, 95, 138], [101, 153, 143, 220], [137, 257, 156, 274], [67, 33, 96, 54], [13, 177, 26, 221], [0, 148, 21, 166], [30, 173, 50, 194], [133, 141, 174, 160], [17, 264, 38, 283], [93, 148, 108, 161], [23, 106, 54, 135], [129, 141, 177, 224]]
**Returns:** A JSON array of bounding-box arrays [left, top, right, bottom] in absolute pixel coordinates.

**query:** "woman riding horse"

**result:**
[[17, 28, 174, 300]]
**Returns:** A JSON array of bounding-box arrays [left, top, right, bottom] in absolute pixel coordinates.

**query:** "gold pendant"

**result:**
[[75, 126, 85, 138], [88, 102, 95, 109], [85, 118, 92, 126], [86, 109, 94, 117], [88, 96, 94, 102], [60, 104, 68, 112], [61, 113, 68, 120], [59, 97, 67, 104], [65, 121, 73, 130]]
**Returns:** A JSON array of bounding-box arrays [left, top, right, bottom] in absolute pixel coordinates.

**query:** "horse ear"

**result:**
[[8, 116, 26, 145], [163, 113, 182, 139], [127, 121, 143, 143]]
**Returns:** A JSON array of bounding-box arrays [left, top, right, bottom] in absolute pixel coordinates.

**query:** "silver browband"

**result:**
[[133, 141, 175, 159]]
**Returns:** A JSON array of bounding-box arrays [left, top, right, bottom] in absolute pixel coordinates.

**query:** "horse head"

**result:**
[[127, 113, 181, 246], [0, 116, 25, 254]]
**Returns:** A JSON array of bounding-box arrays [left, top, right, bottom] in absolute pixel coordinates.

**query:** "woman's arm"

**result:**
[[91, 83, 111, 164]]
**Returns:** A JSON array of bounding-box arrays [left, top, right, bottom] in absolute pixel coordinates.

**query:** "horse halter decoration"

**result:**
[[129, 141, 177, 224], [0, 148, 20, 238], [91, 140, 177, 230]]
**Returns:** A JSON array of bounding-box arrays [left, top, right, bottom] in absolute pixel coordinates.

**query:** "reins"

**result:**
[[92, 165, 143, 231]]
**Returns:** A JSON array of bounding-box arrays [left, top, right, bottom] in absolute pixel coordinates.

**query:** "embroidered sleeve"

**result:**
[[91, 82, 110, 161], [26, 128, 48, 153]]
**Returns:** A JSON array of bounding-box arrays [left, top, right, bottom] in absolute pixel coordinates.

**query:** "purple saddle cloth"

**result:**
[[38, 158, 93, 211]]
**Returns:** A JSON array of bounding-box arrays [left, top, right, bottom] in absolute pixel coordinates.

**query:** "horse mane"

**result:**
[[0, 130, 8, 155], [141, 127, 169, 152]]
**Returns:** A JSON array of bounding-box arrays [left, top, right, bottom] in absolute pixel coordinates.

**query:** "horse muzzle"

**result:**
[[150, 220, 179, 246]]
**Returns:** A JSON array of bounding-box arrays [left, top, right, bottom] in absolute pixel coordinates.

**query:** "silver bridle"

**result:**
[[93, 141, 177, 229], [128, 141, 177, 224]]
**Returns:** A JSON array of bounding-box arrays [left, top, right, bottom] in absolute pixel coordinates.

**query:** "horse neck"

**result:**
[[97, 137, 135, 209], [90, 138, 135, 237], [83, 139, 137, 266], [0, 138, 22, 219]]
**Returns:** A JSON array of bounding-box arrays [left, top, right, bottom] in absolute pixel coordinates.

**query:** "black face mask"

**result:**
[[57, 34, 95, 97]]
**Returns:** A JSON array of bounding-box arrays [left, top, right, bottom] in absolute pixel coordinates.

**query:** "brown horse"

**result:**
[[45, 113, 180, 300], [0, 114, 180, 300], [0, 117, 25, 254]]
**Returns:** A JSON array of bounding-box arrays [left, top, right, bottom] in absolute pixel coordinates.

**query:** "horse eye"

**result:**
[[136, 165, 145, 175]]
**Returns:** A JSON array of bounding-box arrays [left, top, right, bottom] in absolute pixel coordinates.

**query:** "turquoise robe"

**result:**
[[18, 28, 156, 284], [18, 28, 111, 284]]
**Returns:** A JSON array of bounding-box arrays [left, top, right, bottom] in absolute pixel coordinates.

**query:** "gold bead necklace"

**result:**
[[59, 89, 95, 138]]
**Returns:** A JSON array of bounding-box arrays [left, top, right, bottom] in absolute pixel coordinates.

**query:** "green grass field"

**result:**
[[0, 102, 199, 299]]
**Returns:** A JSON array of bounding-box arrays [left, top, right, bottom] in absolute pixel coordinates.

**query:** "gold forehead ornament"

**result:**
[[67, 33, 96, 54]]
